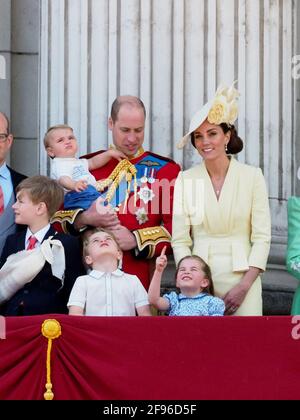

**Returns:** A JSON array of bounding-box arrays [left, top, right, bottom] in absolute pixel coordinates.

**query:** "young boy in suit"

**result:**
[[0, 175, 85, 316]]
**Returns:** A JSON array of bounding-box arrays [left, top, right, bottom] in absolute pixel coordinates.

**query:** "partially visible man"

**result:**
[[0, 112, 26, 254], [52, 96, 181, 289]]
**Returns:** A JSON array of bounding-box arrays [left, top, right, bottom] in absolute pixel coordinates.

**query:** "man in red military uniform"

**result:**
[[52, 96, 181, 289]]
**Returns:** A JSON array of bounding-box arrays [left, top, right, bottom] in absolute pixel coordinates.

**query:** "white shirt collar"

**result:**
[[25, 224, 51, 246], [89, 269, 124, 279]]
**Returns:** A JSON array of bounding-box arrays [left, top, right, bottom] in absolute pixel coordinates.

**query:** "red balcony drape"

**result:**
[[0, 315, 299, 400]]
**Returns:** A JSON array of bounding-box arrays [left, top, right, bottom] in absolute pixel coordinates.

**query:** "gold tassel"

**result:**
[[95, 159, 137, 208], [41, 319, 62, 400]]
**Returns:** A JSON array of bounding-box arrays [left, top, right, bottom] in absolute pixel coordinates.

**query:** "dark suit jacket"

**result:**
[[9, 166, 26, 193], [0, 226, 86, 316], [8, 166, 27, 233]]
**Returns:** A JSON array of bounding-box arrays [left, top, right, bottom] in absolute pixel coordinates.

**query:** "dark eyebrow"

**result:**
[[195, 128, 217, 135]]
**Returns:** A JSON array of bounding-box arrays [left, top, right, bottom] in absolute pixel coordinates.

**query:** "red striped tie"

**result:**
[[27, 235, 38, 250], [0, 184, 4, 215]]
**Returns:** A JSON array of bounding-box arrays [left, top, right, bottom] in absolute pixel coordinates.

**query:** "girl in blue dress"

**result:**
[[148, 247, 225, 316]]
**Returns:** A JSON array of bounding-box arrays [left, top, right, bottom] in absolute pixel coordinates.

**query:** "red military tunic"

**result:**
[[52, 148, 181, 289]]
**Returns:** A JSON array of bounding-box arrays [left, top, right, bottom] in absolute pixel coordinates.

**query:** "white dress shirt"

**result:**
[[67, 269, 149, 316], [25, 224, 51, 249]]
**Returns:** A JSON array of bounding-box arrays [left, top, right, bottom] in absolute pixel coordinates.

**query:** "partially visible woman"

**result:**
[[286, 196, 300, 315], [172, 83, 271, 315]]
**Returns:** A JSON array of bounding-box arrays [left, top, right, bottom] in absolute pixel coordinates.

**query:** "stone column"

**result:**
[[0, 0, 12, 136], [10, 0, 40, 176]]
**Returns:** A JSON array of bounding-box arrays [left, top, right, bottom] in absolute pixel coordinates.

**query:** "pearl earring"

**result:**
[[225, 143, 228, 152]]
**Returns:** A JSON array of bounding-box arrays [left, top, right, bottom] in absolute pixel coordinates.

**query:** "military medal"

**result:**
[[135, 207, 149, 225], [138, 186, 155, 204], [148, 169, 155, 184], [140, 168, 148, 184]]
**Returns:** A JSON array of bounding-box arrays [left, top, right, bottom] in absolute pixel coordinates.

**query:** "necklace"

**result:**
[[206, 158, 230, 199], [211, 178, 224, 198]]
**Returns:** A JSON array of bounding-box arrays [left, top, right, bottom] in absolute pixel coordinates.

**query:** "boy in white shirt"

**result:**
[[68, 228, 151, 316], [44, 124, 126, 209]]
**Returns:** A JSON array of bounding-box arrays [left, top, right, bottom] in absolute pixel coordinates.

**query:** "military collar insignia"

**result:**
[[109, 145, 145, 160], [130, 147, 145, 160]]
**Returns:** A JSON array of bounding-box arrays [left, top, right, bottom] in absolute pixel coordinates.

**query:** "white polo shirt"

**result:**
[[67, 269, 149, 316]]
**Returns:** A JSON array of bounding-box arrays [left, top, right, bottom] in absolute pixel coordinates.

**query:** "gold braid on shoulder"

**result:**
[[95, 159, 137, 208]]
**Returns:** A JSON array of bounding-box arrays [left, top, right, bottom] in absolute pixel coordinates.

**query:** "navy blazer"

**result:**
[[0, 226, 86, 316], [9, 166, 26, 193], [8, 166, 27, 233]]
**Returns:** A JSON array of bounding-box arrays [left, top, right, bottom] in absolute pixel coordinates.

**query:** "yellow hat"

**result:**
[[177, 82, 239, 149]]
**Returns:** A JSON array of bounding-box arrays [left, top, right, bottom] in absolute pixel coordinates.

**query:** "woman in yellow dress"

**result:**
[[172, 84, 271, 315]]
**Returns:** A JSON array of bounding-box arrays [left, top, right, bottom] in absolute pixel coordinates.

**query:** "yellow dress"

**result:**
[[171, 157, 271, 315]]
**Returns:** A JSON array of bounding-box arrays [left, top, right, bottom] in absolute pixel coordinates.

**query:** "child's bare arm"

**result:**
[[68, 305, 84, 315], [88, 149, 126, 170], [136, 304, 152, 316], [148, 246, 170, 312], [59, 176, 87, 192]]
